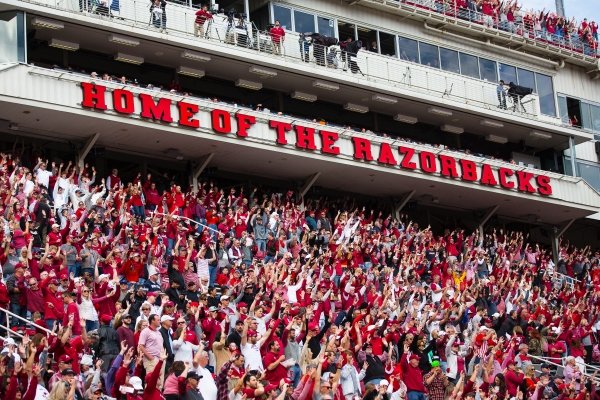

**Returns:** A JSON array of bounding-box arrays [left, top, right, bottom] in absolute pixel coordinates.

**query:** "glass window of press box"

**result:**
[[0, 12, 26, 63], [558, 95, 600, 133]]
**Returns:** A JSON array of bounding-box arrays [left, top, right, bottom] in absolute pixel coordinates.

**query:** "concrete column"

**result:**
[[392, 189, 415, 221], [299, 172, 321, 198], [569, 136, 577, 177], [191, 153, 215, 193], [77, 133, 100, 169]]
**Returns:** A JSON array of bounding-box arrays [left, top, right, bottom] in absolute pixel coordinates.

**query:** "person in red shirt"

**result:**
[[269, 20, 285, 55], [262, 341, 288, 385], [62, 291, 82, 336], [194, 4, 213, 38]]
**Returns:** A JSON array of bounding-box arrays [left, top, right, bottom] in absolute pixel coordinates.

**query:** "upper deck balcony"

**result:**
[[0, 0, 595, 147], [346, 0, 600, 68]]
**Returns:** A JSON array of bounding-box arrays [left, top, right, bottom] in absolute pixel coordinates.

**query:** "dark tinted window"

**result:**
[[398, 37, 418, 63], [440, 48, 459, 73], [459, 53, 479, 79], [419, 42, 439, 68]]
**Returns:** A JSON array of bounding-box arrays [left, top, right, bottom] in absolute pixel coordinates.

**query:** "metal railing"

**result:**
[[23, 0, 546, 120], [381, 0, 599, 59], [0, 306, 57, 338]]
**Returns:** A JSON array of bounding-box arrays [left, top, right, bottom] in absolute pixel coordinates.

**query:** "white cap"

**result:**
[[4, 338, 15, 346], [160, 315, 174, 323], [220, 295, 229, 301], [97, 274, 110, 282], [147, 265, 158, 276], [129, 376, 143, 390], [80, 354, 94, 366], [379, 380, 389, 387], [492, 313, 500, 318]]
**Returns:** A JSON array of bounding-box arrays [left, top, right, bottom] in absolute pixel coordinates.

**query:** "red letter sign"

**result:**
[[295, 126, 317, 150], [81, 82, 107, 110], [112, 89, 134, 114], [377, 143, 397, 166], [352, 138, 373, 161], [177, 102, 200, 128], [398, 147, 417, 170], [211, 109, 232, 134], [139, 94, 173, 123], [319, 131, 340, 155], [438, 155, 458, 178], [498, 168, 515, 189], [536, 175, 553, 196], [269, 121, 293, 145], [235, 113, 256, 138]]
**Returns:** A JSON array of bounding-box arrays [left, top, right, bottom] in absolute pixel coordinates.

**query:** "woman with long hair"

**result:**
[[163, 361, 189, 400]]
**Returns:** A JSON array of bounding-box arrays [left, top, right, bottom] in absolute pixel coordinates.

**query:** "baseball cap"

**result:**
[[80, 354, 94, 366], [129, 376, 143, 390], [187, 371, 202, 381], [62, 368, 75, 376], [379, 380, 389, 387], [160, 315, 175, 323], [58, 354, 72, 364], [208, 306, 219, 312]]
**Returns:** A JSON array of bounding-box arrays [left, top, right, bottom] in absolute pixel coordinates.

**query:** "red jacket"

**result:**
[[41, 278, 64, 320], [269, 26, 285, 43]]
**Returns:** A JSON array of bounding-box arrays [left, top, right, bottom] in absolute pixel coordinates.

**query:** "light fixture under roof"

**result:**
[[486, 134, 508, 144], [530, 130, 552, 140], [344, 103, 369, 114], [235, 79, 262, 91], [108, 34, 140, 47], [428, 107, 453, 117], [371, 94, 398, 104], [290, 91, 317, 102], [114, 52, 144, 65], [181, 50, 211, 62], [177, 66, 205, 78], [440, 124, 464, 134], [394, 114, 418, 124], [312, 80, 339, 91], [481, 119, 504, 128], [249, 66, 277, 78], [32, 17, 64, 30], [49, 38, 79, 51]]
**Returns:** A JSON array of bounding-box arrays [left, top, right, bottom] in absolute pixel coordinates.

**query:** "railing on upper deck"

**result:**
[[23, 0, 548, 121], [367, 0, 599, 60]]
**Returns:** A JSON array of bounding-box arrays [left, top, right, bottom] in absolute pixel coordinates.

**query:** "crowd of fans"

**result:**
[[0, 148, 598, 400], [412, 0, 599, 55]]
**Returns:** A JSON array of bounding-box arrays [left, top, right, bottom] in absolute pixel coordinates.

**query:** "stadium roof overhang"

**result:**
[[3, 2, 594, 152], [1, 64, 599, 227]]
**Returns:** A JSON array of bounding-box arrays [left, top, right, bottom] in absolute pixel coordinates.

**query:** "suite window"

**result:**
[[536, 73, 556, 116], [0, 11, 25, 63], [379, 31, 396, 57], [317, 16, 334, 37], [419, 42, 439, 68], [440, 48, 459, 74], [272, 4, 292, 30], [517, 68, 536, 92], [591, 104, 600, 132], [558, 95, 569, 124], [293, 10, 315, 33], [398, 36, 418, 63], [581, 102, 593, 130], [499, 63, 517, 84], [338, 21, 356, 41], [459, 53, 479, 79], [479, 58, 497, 82], [357, 26, 377, 52]]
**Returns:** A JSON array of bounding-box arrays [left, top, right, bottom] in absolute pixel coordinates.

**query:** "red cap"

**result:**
[[238, 302, 248, 308], [264, 384, 278, 393], [189, 301, 199, 308], [101, 314, 113, 323], [165, 301, 175, 307], [147, 292, 158, 298], [14, 263, 24, 270], [247, 330, 258, 337], [409, 354, 420, 361], [58, 354, 73, 364], [308, 323, 319, 331]]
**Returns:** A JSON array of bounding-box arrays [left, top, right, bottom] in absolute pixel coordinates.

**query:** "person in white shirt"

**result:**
[[34, 159, 53, 189], [240, 317, 270, 372], [192, 347, 218, 400]]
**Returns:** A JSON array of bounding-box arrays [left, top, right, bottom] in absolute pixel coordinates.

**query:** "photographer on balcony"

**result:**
[[194, 4, 213, 38], [150, 0, 167, 33], [269, 20, 285, 56]]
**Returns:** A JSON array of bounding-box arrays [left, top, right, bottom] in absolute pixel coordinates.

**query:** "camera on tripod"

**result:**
[[227, 8, 245, 22]]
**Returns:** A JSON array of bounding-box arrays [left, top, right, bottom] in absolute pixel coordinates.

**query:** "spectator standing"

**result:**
[[270, 20, 286, 55], [194, 4, 213, 38]]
